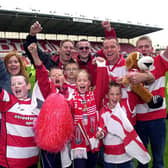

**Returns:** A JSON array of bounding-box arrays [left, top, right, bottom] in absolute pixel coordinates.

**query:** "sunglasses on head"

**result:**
[[79, 46, 89, 50]]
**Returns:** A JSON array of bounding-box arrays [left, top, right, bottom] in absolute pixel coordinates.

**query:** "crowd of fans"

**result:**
[[0, 20, 167, 168]]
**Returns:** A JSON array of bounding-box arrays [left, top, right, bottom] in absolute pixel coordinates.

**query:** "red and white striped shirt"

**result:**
[[0, 89, 39, 168], [136, 53, 168, 121], [106, 55, 128, 100]]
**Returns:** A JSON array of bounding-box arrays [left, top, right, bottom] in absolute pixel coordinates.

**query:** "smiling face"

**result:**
[[11, 75, 30, 99], [108, 85, 121, 109], [59, 41, 74, 64], [103, 38, 120, 65], [50, 68, 65, 87], [7, 55, 21, 75], [76, 70, 91, 94]]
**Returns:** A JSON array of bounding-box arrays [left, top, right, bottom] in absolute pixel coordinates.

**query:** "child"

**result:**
[[70, 62, 109, 168], [96, 81, 151, 168], [0, 75, 39, 168], [64, 60, 79, 100], [28, 43, 72, 168]]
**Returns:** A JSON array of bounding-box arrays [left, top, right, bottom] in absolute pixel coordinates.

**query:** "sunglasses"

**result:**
[[79, 47, 90, 50]]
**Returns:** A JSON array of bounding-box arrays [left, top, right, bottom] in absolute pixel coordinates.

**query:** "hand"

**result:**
[[28, 43, 41, 65], [126, 72, 139, 84], [30, 21, 43, 36], [28, 43, 38, 56], [92, 56, 106, 65], [101, 21, 112, 31], [96, 130, 104, 139]]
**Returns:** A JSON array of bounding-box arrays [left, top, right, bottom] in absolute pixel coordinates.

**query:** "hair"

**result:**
[[60, 39, 74, 48], [108, 81, 121, 93], [4, 50, 29, 79], [49, 66, 63, 76], [64, 59, 79, 69], [11, 74, 30, 85], [77, 69, 91, 82], [76, 39, 91, 48], [103, 37, 119, 46], [136, 36, 152, 47]]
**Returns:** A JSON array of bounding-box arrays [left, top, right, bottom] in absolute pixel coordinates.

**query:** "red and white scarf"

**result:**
[[71, 90, 99, 159]]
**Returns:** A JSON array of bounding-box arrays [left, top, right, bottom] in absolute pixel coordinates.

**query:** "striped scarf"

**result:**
[[71, 90, 99, 159]]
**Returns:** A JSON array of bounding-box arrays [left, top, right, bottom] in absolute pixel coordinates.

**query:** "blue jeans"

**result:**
[[135, 118, 166, 168], [104, 160, 134, 168], [73, 151, 98, 168], [40, 149, 62, 168]]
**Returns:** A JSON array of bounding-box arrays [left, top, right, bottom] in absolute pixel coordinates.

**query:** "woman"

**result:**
[[4, 50, 28, 78]]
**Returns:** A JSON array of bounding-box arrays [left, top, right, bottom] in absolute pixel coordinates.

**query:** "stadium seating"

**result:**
[[0, 39, 135, 64]]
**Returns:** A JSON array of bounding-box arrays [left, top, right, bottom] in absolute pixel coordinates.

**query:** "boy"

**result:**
[[28, 43, 72, 168], [96, 81, 151, 168], [64, 60, 79, 100], [0, 75, 39, 168]]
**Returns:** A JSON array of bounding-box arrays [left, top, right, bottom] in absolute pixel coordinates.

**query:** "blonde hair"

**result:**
[[77, 69, 91, 81], [136, 36, 152, 47]]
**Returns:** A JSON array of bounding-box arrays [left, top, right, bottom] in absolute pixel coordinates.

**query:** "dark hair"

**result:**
[[60, 39, 74, 48], [108, 81, 121, 92], [103, 37, 119, 46], [136, 36, 152, 47], [64, 59, 79, 69], [76, 39, 91, 48]]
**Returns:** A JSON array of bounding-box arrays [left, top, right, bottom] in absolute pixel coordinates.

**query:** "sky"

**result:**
[[0, 0, 168, 48]]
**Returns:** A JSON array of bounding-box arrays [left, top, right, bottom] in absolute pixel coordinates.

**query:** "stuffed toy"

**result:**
[[122, 51, 163, 108]]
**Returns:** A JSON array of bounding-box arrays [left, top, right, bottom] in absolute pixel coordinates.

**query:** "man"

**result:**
[[75, 39, 97, 86], [135, 36, 168, 168], [102, 37, 154, 85], [74, 21, 116, 86], [24, 21, 75, 70], [104, 27, 168, 167]]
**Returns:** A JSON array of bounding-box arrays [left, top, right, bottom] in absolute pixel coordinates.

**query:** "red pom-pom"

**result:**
[[35, 93, 73, 153]]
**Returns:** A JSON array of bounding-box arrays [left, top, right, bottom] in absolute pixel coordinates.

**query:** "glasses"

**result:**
[[79, 47, 90, 50]]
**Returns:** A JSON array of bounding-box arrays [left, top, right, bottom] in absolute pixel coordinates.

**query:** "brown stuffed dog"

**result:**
[[123, 51, 163, 108]]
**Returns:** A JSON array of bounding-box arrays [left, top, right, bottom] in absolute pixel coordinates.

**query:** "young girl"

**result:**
[[96, 81, 151, 168], [70, 62, 108, 168]]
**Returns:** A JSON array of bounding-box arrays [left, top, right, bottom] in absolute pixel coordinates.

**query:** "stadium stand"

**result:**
[[0, 39, 135, 56], [0, 39, 135, 65]]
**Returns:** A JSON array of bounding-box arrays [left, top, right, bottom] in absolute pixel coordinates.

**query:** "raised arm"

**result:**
[[101, 21, 117, 38], [28, 43, 51, 99], [23, 21, 56, 69], [93, 57, 109, 111]]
